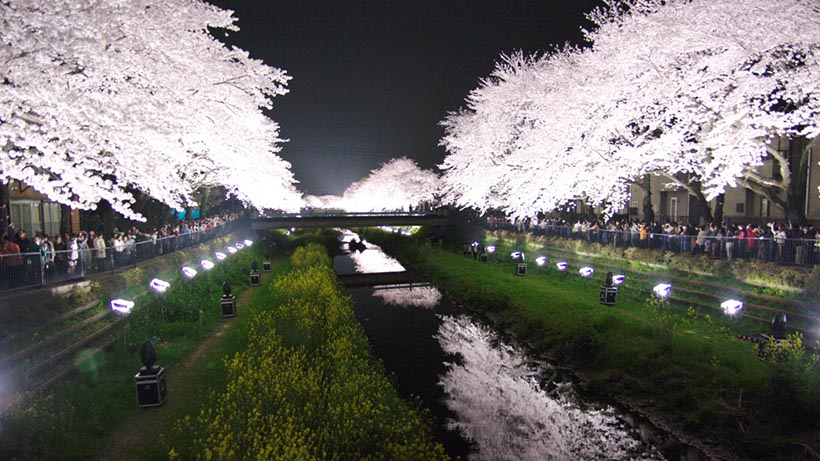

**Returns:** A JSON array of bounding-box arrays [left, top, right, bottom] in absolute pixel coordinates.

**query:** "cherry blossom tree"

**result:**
[[339, 157, 441, 212], [440, 0, 820, 223], [1, 0, 302, 221]]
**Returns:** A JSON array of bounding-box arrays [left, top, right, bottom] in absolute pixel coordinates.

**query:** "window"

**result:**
[[735, 203, 745, 213], [760, 197, 769, 217], [42, 202, 61, 237], [9, 200, 61, 237], [10, 200, 41, 237]]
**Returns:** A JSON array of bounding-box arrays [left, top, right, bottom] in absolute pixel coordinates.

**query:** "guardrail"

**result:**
[[0, 216, 249, 293]]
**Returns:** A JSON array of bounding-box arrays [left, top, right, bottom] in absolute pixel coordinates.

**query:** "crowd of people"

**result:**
[[486, 216, 820, 266], [0, 212, 243, 290]]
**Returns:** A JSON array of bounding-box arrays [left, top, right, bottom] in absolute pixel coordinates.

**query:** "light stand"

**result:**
[[250, 260, 260, 286], [221, 281, 236, 318], [134, 340, 167, 407]]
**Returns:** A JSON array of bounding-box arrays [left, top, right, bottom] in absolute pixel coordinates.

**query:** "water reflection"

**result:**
[[338, 230, 405, 273], [436, 316, 663, 461], [372, 284, 442, 309]]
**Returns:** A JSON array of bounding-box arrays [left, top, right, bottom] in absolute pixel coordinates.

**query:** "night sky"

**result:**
[[207, 0, 602, 196]]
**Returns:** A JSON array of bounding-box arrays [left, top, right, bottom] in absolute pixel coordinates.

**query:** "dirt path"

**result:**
[[98, 272, 269, 460]]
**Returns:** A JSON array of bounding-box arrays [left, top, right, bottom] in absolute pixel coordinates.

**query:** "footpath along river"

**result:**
[[333, 230, 699, 461]]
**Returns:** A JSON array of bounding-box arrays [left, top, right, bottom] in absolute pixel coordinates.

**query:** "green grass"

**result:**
[[363, 228, 820, 459], [0, 241, 283, 460]]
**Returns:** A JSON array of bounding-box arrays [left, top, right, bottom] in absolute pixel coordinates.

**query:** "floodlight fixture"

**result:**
[[487, 245, 496, 253], [511, 251, 525, 260], [244, 239, 253, 246], [579, 266, 594, 278], [149, 278, 170, 293], [215, 251, 227, 260], [200, 259, 214, 270], [235, 243, 244, 250], [111, 298, 135, 315], [182, 266, 197, 278], [227, 246, 238, 254], [290, 227, 296, 232], [612, 274, 625, 286], [535, 256, 547, 266], [653, 283, 672, 298], [721, 299, 743, 316], [556, 262, 568, 271]]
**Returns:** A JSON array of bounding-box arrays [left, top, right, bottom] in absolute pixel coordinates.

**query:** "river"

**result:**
[[334, 230, 673, 461]]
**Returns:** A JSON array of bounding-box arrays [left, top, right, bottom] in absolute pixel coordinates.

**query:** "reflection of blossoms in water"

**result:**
[[437, 316, 663, 461], [340, 230, 405, 273], [372, 284, 442, 309]]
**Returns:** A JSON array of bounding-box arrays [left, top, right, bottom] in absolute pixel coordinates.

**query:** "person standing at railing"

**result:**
[[773, 224, 787, 263], [40, 233, 55, 278], [94, 233, 107, 272], [68, 235, 79, 273], [1, 235, 22, 289], [53, 233, 67, 275]]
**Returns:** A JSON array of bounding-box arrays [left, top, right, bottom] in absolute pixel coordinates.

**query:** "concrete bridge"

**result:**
[[251, 211, 450, 230]]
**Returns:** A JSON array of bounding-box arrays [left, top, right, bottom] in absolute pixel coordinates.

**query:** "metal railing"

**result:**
[[486, 222, 820, 267], [0, 216, 249, 293]]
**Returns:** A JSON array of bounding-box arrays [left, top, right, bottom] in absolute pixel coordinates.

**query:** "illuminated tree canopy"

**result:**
[[440, 0, 820, 221], [338, 157, 440, 212], [1, 0, 302, 220]]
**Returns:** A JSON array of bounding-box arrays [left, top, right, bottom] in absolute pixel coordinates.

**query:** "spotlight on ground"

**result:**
[[579, 266, 594, 278], [182, 266, 197, 278], [535, 256, 547, 266], [111, 299, 135, 315], [511, 251, 525, 260], [215, 251, 227, 260], [235, 243, 244, 249], [653, 283, 671, 298], [556, 262, 568, 271], [487, 245, 496, 253], [244, 239, 253, 246], [200, 259, 214, 270], [612, 274, 625, 286], [227, 246, 237, 254], [721, 299, 743, 316], [149, 278, 170, 293]]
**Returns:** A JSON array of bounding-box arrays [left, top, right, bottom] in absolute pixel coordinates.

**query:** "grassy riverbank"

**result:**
[[363, 228, 820, 460], [0, 241, 271, 460], [165, 243, 447, 460]]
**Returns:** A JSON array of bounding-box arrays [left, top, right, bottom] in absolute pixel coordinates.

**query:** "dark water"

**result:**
[[334, 231, 671, 461]]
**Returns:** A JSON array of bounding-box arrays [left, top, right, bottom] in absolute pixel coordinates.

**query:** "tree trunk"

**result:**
[[636, 175, 655, 223], [783, 137, 810, 226], [0, 180, 9, 235], [98, 200, 115, 236], [60, 203, 72, 235], [712, 194, 725, 226]]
